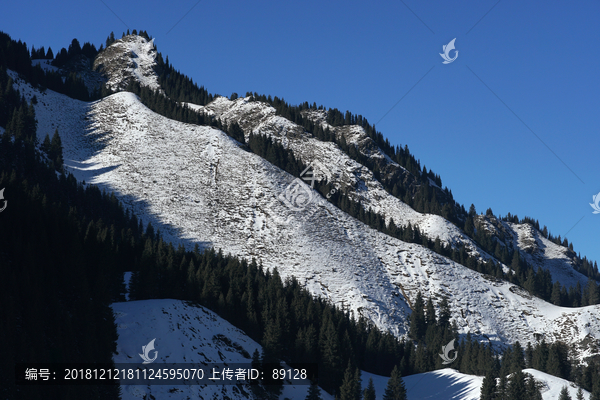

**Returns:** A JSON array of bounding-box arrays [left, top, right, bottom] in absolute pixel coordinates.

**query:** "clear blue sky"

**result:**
[[4, 0, 600, 268]]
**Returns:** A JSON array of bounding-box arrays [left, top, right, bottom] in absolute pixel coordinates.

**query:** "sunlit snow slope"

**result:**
[[9, 70, 600, 361], [94, 35, 589, 289], [191, 96, 591, 289]]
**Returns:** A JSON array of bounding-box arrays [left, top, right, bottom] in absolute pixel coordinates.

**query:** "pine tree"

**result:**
[[576, 387, 584, 400], [409, 291, 426, 341], [510, 341, 525, 373], [546, 342, 569, 379], [425, 297, 436, 327], [551, 281, 563, 305], [305, 381, 322, 400], [339, 362, 360, 400], [507, 369, 527, 400], [525, 342, 534, 368], [41, 133, 51, 154], [587, 278, 600, 305], [591, 379, 600, 400], [49, 129, 63, 171], [363, 377, 376, 400], [525, 373, 543, 400], [353, 368, 362, 400], [532, 339, 548, 371], [559, 386, 572, 400], [497, 374, 508, 400], [438, 296, 451, 329], [383, 366, 407, 400], [480, 370, 497, 400]]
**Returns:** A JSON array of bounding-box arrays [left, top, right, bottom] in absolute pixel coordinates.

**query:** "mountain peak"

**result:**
[[93, 34, 160, 92]]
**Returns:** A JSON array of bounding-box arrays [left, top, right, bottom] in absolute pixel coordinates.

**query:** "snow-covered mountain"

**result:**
[[8, 33, 600, 363], [9, 67, 600, 363], [194, 95, 591, 290]]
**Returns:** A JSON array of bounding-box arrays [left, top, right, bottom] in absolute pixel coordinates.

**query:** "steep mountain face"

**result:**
[[302, 108, 446, 202], [8, 34, 600, 361], [191, 95, 592, 289], [192, 97, 493, 260], [10, 72, 600, 363], [93, 35, 160, 92]]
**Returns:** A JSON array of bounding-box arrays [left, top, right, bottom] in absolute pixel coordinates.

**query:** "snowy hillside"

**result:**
[[362, 368, 590, 400], [191, 96, 590, 290], [8, 69, 600, 362], [111, 297, 591, 400], [192, 97, 494, 262], [507, 221, 588, 288], [112, 299, 329, 400], [472, 213, 590, 289]]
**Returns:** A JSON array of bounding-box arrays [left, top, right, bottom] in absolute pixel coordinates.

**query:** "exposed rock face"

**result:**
[[93, 35, 161, 92]]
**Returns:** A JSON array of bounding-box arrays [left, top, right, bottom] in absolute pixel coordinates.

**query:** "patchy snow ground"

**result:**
[[524, 369, 591, 400], [112, 299, 331, 400], [32, 59, 59, 73]]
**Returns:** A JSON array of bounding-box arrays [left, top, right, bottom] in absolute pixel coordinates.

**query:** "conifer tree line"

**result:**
[[0, 31, 95, 101], [40, 128, 64, 172], [0, 70, 126, 399], [223, 127, 600, 308], [50, 38, 100, 68]]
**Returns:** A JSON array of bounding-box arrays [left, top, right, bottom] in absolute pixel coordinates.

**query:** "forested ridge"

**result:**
[[242, 92, 600, 287]]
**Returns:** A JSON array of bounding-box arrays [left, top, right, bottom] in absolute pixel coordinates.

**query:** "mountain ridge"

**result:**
[[9, 66, 600, 363]]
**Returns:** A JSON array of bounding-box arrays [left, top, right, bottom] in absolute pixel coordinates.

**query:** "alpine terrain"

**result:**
[[2, 30, 599, 400]]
